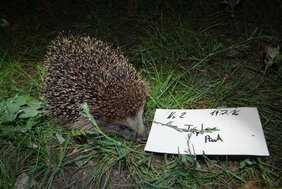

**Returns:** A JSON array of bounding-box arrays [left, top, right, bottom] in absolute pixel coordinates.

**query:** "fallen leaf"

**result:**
[[239, 177, 262, 189], [56, 133, 65, 144], [15, 172, 29, 189]]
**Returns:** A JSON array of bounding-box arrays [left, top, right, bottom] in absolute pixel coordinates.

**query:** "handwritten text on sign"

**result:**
[[144, 107, 269, 156]]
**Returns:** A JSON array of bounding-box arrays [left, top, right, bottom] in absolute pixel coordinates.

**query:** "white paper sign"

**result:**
[[145, 107, 269, 156]]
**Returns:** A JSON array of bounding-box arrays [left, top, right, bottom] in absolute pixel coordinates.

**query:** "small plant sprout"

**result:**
[[263, 45, 281, 77]]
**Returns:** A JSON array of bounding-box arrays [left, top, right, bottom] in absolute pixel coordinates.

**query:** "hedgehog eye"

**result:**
[[106, 123, 132, 131], [117, 124, 130, 130], [91, 112, 102, 121]]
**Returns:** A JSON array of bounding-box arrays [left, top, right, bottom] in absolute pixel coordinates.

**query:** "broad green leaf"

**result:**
[[15, 95, 27, 106], [0, 101, 6, 110], [19, 109, 39, 118], [24, 95, 32, 102], [0, 114, 14, 123], [26, 119, 39, 128], [29, 101, 42, 110], [7, 102, 20, 114]]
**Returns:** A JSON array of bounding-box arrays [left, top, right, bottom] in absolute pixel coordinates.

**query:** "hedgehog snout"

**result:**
[[136, 126, 148, 142], [125, 108, 148, 141]]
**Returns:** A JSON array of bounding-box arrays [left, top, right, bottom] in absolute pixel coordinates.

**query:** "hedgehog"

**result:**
[[43, 34, 148, 141]]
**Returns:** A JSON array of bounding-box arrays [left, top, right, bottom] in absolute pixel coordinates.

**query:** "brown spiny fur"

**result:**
[[44, 34, 148, 139]]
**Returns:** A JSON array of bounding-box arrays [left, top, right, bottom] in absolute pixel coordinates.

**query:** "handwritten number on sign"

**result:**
[[167, 111, 187, 119], [180, 112, 186, 118], [230, 109, 240, 115], [210, 109, 240, 116]]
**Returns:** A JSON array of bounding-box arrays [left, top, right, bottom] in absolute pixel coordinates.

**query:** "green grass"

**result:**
[[0, 0, 281, 188]]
